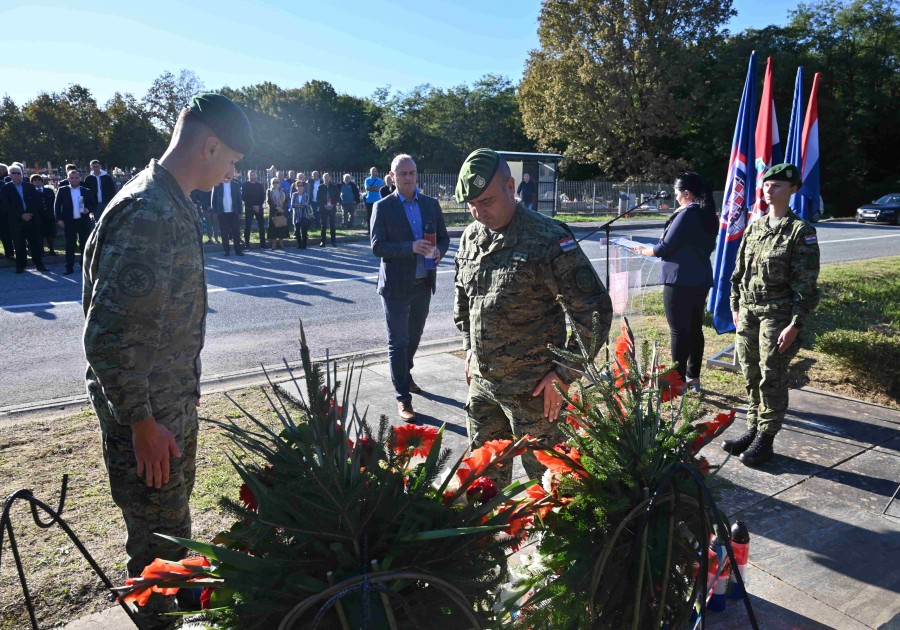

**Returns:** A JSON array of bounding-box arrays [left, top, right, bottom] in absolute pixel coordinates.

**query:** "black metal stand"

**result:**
[[0, 475, 140, 629]]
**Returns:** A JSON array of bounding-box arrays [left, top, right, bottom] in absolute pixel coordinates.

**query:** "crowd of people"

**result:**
[[188, 166, 397, 254], [0, 160, 400, 272], [0, 159, 119, 274]]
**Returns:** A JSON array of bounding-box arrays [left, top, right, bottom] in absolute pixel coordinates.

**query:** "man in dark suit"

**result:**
[[2, 164, 47, 273], [241, 169, 266, 249], [315, 172, 341, 246], [54, 169, 97, 274], [370, 154, 449, 421], [83, 160, 119, 219], [31, 174, 58, 255], [0, 163, 13, 260], [211, 173, 243, 255]]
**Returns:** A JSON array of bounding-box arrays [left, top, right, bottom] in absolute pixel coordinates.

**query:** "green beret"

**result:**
[[763, 163, 802, 186], [455, 148, 501, 203], [189, 93, 254, 155]]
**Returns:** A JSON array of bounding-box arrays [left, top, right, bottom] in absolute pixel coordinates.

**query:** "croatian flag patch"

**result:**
[[559, 236, 577, 252], [805, 234, 817, 244]]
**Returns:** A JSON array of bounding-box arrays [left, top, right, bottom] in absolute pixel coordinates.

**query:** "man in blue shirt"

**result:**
[[370, 155, 449, 421], [364, 166, 384, 229]]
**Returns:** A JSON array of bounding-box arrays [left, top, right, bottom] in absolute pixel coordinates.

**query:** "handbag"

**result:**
[[271, 213, 288, 228]]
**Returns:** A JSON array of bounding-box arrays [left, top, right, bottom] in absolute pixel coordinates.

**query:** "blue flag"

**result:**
[[786, 67, 805, 213], [708, 52, 757, 334]]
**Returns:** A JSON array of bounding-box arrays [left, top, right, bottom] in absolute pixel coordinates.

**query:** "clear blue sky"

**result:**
[[0, 0, 795, 105]]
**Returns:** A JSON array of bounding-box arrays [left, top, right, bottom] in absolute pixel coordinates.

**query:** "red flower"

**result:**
[[122, 556, 210, 606], [200, 586, 213, 609], [534, 444, 586, 478], [525, 483, 552, 519], [238, 483, 258, 511], [392, 424, 439, 457], [658, 367, 686, 402], [614, 321, 635, 369], [466, 476, 499, 503], [456, 440, 512, 485]]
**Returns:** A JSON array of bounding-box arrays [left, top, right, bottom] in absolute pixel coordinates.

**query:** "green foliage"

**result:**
[[515, 317, 722, 629], [815, 329, 900, 397], [808, 256, 900, 399], [372, 74, 534, 172], [519, 0, 735, 181], [121, 324, 537, 629]]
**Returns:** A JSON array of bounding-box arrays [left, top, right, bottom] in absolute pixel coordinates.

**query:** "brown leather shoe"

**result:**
[[398, 401, 416, 421], [408, 377, 422, 395]]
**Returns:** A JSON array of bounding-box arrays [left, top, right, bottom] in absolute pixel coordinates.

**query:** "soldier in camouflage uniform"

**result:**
[[453, 149, 613, 486], [82, 93, 252, 628], [724, 163, 820, 467]]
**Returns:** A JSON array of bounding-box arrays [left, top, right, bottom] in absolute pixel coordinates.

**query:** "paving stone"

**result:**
[[731, 485, 900, 629]]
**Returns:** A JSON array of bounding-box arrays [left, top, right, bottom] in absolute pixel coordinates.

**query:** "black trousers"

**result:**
[[218, 212, 242, 254], [0, 212, 13, 259], [295, 218, 310, 248], [365, 202, 375, 228], [244, 211, 266, 247], [320, 208, 337, 245], [663, 284, 709, 381], [13, 224, 43, 269], [64, 218, 93, 271]]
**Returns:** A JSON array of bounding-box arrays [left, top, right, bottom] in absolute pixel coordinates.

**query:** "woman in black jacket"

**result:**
[[638, 173, 718, 391]]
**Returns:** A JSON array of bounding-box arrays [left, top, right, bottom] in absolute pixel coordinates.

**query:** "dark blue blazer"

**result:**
[[54, 185, 97, 225], [211, 180, 243, 215], [652, 203, 717, 287], [1, 181, 44, 232], [370, 191, 450, 298]]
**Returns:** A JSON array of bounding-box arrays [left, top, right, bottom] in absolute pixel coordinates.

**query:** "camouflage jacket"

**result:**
[[730, 211, 820, 327], [454, 204, 613, 396], [83, 160, 207, 425]]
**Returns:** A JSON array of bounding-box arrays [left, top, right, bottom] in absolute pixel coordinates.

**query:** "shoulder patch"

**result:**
[[117, 262, 156, 298], [804, 234, 817, 244], [575, 266, 598, 293], [559, 236, 577, 252]]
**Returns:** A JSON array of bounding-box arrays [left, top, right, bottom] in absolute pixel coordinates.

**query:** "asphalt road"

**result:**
[[2, 220, 898, 410]]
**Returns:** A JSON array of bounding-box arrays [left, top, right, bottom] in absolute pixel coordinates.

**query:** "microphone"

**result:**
[[656, 190, 671, 200]]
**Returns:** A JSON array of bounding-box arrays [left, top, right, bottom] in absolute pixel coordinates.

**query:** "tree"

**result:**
[[18, 85, 104, 167], [0, 97, 26, 163], [102, 93, 167, 169], [518, 0, 735, 181], [373, 75, 534, 171], [143, 70, 205, 132], [788, 0, 900, 208]]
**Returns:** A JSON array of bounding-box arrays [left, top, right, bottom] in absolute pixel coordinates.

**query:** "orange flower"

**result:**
[[392, 424, 439, 457], [525, 483, 552, 519], [533, 444, 586, 478], [122, 556, 210, 606], [614, 321, 635, 369], [658, 367, 685, 403], [456, 440, 512, 485]]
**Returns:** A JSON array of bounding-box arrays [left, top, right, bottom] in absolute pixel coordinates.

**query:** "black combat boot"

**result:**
[[722, 428, 757, 455], [739, 432, 775, 467]]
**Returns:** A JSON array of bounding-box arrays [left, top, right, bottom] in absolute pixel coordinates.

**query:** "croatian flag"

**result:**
[[797, 72, 821, 222], [708, 52, 757, 334], [750, 56, 780, 223]]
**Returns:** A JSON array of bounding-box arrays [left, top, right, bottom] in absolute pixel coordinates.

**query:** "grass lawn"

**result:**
[[0, 256, 896, 628]]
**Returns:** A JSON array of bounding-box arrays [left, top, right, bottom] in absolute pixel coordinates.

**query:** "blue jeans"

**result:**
[[381, 282, 432, 403]]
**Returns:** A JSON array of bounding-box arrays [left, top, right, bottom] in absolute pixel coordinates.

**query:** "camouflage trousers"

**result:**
[[465, 376, 565, 488], [95, 397, 198, 629], [735, 307, 801, 436]]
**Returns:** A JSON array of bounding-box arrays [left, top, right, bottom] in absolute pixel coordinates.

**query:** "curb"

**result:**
[[0, 338, 464, 425]]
